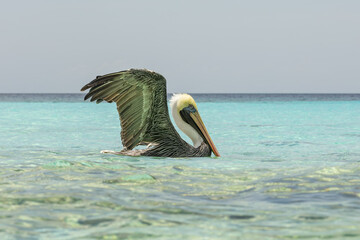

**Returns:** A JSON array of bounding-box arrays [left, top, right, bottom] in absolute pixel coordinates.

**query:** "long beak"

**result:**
[[189, 111, 220, 157]]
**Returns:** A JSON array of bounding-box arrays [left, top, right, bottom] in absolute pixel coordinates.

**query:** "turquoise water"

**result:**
[[0, 94, 360, 239]]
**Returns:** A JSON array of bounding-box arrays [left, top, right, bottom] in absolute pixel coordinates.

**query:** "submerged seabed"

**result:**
[[0, 94, 360, 239]]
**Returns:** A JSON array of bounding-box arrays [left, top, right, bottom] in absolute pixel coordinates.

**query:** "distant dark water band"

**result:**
[[0, 93, 360, 102]]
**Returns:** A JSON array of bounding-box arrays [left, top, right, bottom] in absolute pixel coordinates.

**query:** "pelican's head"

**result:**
[[170, 94, 220, 157]]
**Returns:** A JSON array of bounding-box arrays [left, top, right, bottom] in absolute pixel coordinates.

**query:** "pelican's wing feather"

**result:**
[[81, 69, 180, 150]]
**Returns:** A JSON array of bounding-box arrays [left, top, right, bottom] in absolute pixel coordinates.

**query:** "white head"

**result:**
[[170, 93, 220, 156]]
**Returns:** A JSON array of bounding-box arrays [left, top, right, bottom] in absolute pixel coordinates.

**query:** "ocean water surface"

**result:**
[[0, 94, 359, 239]]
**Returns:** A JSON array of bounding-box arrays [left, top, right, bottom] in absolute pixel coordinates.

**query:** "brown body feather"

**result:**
[[81, 69, 211, 157]]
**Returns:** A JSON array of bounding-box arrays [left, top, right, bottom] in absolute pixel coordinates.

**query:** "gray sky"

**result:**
[[1, 0, 359, 93]]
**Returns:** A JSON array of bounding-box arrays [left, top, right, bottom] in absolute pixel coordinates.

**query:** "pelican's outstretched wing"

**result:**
[[81, 69, 182, 151]]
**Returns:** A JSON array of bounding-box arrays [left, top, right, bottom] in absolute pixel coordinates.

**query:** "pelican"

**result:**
[[81, 69, 220, 157]]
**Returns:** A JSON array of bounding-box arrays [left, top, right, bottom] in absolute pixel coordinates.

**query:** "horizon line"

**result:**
[[0, 92, 360, 95]]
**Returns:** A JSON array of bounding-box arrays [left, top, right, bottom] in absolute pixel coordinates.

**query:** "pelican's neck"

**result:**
[[170, 94, 203, 148]]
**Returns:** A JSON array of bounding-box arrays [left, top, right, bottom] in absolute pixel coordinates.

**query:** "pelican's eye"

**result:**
[[182, 104, 197, 113], [179, 105, 196, 125]]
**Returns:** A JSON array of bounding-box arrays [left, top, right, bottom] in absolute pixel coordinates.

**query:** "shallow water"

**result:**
[[0, 94, 360, 239]]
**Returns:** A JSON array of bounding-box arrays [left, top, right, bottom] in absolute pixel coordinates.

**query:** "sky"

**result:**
[[0, 0, 359, 93]]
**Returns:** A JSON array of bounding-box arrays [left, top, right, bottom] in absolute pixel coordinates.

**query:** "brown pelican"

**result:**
[[81, 69, 220, 157]]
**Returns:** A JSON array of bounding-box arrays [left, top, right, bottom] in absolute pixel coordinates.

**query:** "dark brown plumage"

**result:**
[[81, 69, 212, 157]]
